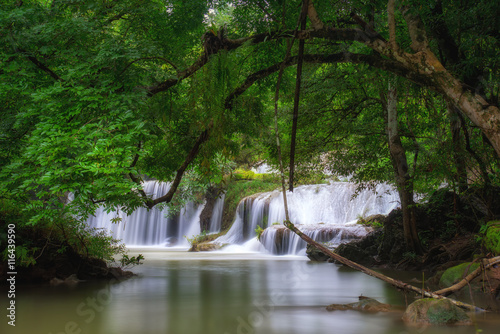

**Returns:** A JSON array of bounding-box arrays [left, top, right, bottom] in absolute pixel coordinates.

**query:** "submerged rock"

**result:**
[[402, 298, 472, 326], [326, 296, 395, 313], [50, 274, 82, 286]]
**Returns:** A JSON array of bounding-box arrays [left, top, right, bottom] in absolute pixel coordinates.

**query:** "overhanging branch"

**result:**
[[146, 27, 382, 97], [146, 122, 213, 208], [225, 52, 434, 110]]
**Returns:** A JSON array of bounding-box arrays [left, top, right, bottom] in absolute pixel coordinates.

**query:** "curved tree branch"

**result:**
[[17, 47, 63, 82], [225, 52, 435, 110], [147, 122, 213, 208], [433, 256, 500, 297]]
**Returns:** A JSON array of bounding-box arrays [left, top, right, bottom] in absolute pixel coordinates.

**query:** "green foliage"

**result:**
[[479, 221, 500, 255], [255, 225, 265, 240], [112, 253, 144, 270], [0, 198, 128, 267], [0, 0, 499, 271], [185, 230, 210, 246], [356, 216, 383, 229]]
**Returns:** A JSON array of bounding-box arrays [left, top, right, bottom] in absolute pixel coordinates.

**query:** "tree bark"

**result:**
[[307, 1, 324, 30], [386, 78, 423, 254], [447, 103, 468, 192]]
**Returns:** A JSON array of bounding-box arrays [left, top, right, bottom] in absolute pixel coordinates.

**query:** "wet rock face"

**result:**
[[333, 230, 382, 266], [306, 244, 332, 262], [260, 224, 372, 255], [402, 298, 472, 326]]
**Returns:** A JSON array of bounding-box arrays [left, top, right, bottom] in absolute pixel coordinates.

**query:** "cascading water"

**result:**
[[214, 182, 399, 254], [209, 194, 225, 233], [86, 181, 203, 247]]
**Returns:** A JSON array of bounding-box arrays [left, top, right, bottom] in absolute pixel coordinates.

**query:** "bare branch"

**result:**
[[434, 257, 500, 296]]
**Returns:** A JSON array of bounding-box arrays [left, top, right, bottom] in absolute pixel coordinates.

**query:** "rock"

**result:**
[[189, 242, 222, 252], [64, 274, 81, 285], [326, 296, 394, 313], [402, 298, 472, 326], [439, 262, 480, 288], [306, 244, 332, 261], [50, 274, 82, 286], [334, 230, 382, 266], [49, 277, 64, 286]]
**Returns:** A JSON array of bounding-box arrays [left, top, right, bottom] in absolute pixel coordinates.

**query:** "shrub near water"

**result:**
[[483, 221, 500, 256]]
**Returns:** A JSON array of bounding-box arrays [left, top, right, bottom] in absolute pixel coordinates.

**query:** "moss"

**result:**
[[439, 262, 480, 288], [483, 221, 500, 256]]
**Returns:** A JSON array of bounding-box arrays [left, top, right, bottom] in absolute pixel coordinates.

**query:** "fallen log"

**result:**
[[433, 256, 500, 297], [283, 220, 487, 312]]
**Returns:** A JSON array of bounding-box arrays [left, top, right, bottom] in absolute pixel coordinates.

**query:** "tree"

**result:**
[[1, 0, 498, 245], [384, 76, 423, 254]]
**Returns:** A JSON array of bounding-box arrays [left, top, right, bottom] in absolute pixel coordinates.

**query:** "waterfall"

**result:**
[[209, 194, 225, 233], [260, 224, 372, 255], [86, 181, 203, 247], [214, 182, 399, 254]]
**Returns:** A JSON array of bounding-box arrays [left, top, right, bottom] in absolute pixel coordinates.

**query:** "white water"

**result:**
[[86, 181, 398, 253], [215, 182, 399, 254], [209, 193, 225, 233], [86, 181, 203, 247]]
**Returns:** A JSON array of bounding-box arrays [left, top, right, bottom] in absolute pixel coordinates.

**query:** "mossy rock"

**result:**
[[189, 242, 222, 252], [439, 262, 479, 288], [402, 298, 471, 326], [484, 221, 500, 256]]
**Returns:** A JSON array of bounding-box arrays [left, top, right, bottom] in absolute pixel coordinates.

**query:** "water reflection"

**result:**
[[6, 251, 500, 334]]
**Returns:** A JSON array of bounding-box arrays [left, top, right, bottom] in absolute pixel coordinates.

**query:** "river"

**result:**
[[7, 248, 500, 334]]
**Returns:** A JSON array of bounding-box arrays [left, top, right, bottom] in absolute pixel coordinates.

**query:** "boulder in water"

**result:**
[[402, 298, 472, 326]]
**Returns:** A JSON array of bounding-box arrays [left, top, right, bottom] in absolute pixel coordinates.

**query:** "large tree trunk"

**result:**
[[447, 103, 468, 192], [386, 78, 423, 254], [433, 69, 500, 158]]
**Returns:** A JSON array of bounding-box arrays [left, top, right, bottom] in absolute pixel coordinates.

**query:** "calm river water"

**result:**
[[5, 249, 500, 334]]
